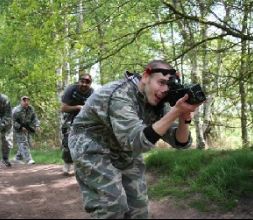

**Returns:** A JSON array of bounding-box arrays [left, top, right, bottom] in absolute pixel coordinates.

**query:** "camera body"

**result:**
[[163, 75, 206, 106]]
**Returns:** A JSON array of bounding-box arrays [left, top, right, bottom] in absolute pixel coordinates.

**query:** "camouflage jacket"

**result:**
[[70, 75, 192, 159], [0, 94, 12, 132], [13, 104, 40, 133]]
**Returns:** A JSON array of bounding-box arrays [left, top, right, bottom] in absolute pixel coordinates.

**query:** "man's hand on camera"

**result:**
[[152, 94, 203, 137], [174, 94, 203, 114], [77, 105, 83, 111], [175, 94, 205, 124], [179, 112, 193, 123]]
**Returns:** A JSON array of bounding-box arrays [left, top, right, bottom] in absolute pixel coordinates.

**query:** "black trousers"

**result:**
[[1, 132, 10, 160], [61, 130, 73, 164]]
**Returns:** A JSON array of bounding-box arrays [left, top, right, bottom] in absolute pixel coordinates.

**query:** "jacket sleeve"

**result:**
[[161, 122, 192, 149], [12, 109, 22, 131], [109, 95, 155, 153], [31, 110, 40, 128]]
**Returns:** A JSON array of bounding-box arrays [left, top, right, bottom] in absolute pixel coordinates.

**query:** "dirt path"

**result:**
[[0, 163, 252, 219]]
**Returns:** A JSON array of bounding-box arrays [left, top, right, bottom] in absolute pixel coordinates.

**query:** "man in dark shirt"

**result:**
[[61, 73, 94, 175]]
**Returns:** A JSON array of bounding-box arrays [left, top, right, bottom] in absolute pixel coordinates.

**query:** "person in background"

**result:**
[[61, 73, 94, 175], [69, 60, 204, 219], [0, 93, 13, 167], [13, 96, 40, 165]]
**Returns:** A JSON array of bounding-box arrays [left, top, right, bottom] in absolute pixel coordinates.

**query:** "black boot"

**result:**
[[2, 159, 12, 167]]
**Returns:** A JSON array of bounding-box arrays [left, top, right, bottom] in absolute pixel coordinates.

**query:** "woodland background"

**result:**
[[0, 0, 252, 149]]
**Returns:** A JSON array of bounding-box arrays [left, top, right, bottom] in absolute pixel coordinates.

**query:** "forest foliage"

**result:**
[[0, 0, 252, 148]]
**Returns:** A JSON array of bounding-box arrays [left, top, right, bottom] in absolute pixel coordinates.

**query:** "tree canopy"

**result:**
[[0, 0, 252, 148]]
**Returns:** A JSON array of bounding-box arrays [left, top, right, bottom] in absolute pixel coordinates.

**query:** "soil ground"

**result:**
[[0, 163, 252, 219]]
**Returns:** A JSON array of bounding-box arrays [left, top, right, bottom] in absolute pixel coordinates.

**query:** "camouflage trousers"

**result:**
[[14, 132, 33, 162], [0, 129, 13, 160], [74, 153, 149, 219]]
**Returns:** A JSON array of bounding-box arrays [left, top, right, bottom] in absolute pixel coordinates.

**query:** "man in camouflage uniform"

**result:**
[[61, 73, 94, 175], [0, 93, 12, 167], [69, 60, 203, 219], [13, 96, 40, 165]]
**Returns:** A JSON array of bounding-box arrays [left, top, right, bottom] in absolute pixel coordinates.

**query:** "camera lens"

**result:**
[[195, 91, 206, 101]]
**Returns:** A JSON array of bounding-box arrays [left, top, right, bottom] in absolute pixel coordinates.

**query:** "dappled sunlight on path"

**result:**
[[0, 164, 89, 219], [0, 164, 252, 219]]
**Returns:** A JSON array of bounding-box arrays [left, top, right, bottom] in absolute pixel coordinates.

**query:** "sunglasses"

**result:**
[[22, 98, 30, 101], [80, 78, 91, 84], [149, 68, 177, 76]]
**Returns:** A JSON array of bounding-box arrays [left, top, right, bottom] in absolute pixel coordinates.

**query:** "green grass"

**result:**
[[8, 145, 253, 211], [10, 147, 63, 165], [145, 149, 253, 211], [30, 148, 63, 164]]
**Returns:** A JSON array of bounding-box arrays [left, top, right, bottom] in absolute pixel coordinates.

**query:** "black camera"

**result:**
[[163, 75, 206, 106]]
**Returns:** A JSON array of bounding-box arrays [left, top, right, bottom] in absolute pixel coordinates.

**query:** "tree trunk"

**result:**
[[56, 66, 63, 144], [74, 0, 84, 78], [199, 3, 210, 148], [240, 2, 249, 147], [173, 1, 206, 149], [94, 0, 105, 85]]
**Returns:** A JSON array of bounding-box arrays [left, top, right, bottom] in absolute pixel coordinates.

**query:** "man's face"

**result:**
[[78, 76, 92, 93], [21, 98, 30, 108], [143, 73, 171, 106]]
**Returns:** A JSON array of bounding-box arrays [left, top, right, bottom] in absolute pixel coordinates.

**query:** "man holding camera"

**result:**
[[13, 96, 40, 165], [61, 73, 94, 175], [69, 60, 204, 219], [0, 93, 12, 167]]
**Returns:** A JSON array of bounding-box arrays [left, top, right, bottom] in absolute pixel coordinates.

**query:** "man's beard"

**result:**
[[79, 86, 89, 92]]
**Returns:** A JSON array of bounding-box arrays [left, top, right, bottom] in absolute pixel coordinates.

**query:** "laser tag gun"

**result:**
[[16, 118, 36, 133]]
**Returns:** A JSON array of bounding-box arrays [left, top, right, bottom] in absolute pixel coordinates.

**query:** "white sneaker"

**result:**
[[63, 163, 71, 175], [27, 159, 35, 165]]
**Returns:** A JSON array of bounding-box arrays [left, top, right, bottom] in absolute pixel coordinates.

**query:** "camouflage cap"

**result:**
[[21, 96, 30, 101]]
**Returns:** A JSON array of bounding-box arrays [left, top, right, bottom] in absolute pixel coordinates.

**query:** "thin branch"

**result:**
[[80, 17, 179, 68], [161, 0, 253, 41], [171, 34, 228, 62]]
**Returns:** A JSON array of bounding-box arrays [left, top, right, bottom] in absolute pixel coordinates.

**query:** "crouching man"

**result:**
[[69, 60, 204, 219]]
